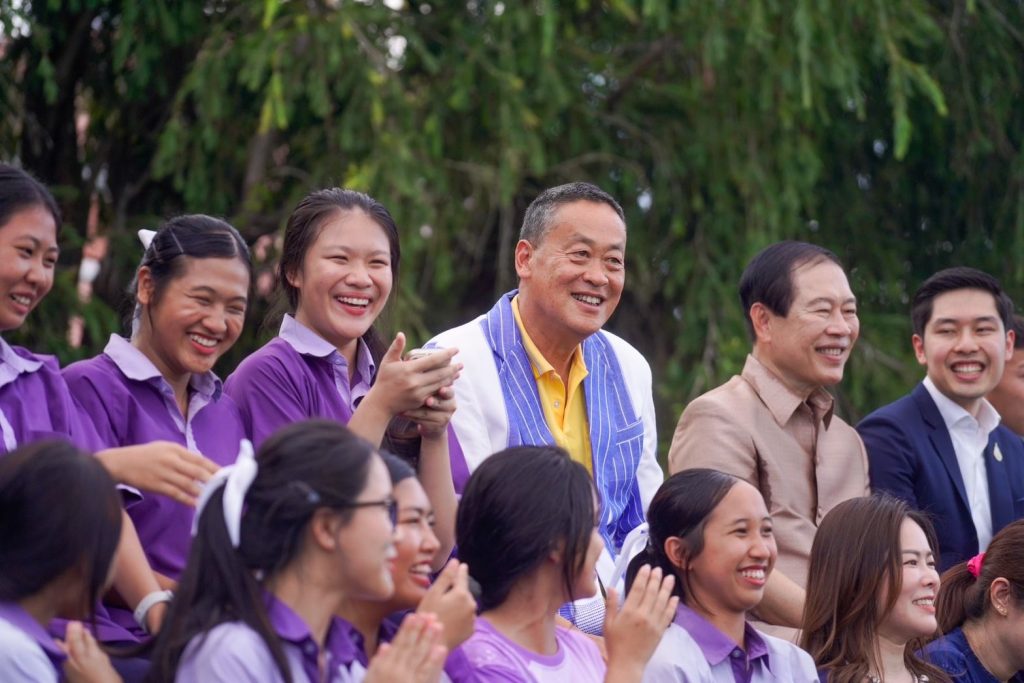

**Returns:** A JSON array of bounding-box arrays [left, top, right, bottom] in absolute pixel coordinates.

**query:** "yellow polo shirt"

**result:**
[[511, 296, 593, 474]]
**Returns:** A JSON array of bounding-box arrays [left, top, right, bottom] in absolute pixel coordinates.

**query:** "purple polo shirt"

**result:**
[[63, 335, 245, 637], [176, 593, 361, 682], [0, 602, 66, 682], [642, 604, 819, 683], [0, 337, 103, 454], [225, 315, 375, 447], [333, 615, 400, 668], [445, 616, 606, 683]]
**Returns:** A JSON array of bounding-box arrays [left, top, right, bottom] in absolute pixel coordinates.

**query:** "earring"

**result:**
[[997, 606, 1008, 616]]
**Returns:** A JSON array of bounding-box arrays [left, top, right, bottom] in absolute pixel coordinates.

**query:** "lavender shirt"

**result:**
[[226, 315, 376, 447], [0, 337, 102, 454], [446, 616, 606, 683], [176, 594, 361, 683], [63, 335, 245, 637], [0, 602, 66, 682], [642, 604, 818, 683]]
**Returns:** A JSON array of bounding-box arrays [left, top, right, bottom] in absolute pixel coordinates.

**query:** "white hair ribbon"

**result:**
[[138, 229, 157, 250], [191, 439, 258, 548], [608, 522, 649, 589]]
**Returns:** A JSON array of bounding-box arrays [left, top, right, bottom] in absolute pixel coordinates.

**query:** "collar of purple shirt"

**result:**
[[105, 334, 221, 400], [264, 591, 361, 680], [673, 602, 774, 676], [0, 601, 67, 671], [279, 314, 376, 384], [0, 336, 44, 389]]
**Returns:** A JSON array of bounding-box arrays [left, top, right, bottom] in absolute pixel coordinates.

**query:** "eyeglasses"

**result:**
[[337, 497, 398, 527]]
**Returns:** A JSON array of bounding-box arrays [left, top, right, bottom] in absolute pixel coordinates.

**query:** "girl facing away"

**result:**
[[147, 420, 446, 683], [226, 187, 459, 564], [802, 494, 950, 683], [924, 519, 1024, 682], [634, 468, 818, 682], [63, 215, 252, 640], [0, 440, 124, 683], [335, 452, 476, 669], [446, 445, 678, 683]]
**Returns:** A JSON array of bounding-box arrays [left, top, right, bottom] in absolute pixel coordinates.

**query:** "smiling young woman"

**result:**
[[633, 469, 818, 682], [226, 187, 459, 568], [802, 495, 951, 683], [62, 215, 254, 643]]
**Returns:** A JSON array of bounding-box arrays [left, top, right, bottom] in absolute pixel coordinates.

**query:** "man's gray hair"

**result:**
[[519, 182, 625, 244]]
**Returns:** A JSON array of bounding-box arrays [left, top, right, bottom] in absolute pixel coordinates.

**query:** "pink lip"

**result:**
[[408, 572, 431, 589], [187, 336, 219, 356]]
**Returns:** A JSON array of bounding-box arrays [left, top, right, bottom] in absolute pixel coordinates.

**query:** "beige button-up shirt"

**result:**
[[667, 354, 869, 590]]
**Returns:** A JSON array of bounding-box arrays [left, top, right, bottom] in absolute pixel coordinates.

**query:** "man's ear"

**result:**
[[514, 239, 535, 280], [912, 334, 928, 367], [749, 302, 773, 345]]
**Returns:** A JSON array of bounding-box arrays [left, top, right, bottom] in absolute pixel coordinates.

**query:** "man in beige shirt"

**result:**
[[668, 240, 869, 632]]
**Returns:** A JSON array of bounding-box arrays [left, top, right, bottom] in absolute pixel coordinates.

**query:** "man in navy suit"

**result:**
[[858, 267, 1024, 571]]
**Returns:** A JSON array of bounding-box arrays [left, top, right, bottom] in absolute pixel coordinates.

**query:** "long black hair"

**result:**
[[625, 468, 740, 604], [0, 440, 122, 619], [146, 420, 379, 683], [456, 445, 596, 612]]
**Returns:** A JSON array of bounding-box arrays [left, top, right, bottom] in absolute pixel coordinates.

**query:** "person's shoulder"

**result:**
[[859, 387, 923, 427], [62, 353, 123, 390], [643, 622, 707, 677], [228, 338, 304, 383], [759, 631, 819, 677], [178, 622, 284, 681], [0, 618, 59, 683], [597, 328, 649, 366]]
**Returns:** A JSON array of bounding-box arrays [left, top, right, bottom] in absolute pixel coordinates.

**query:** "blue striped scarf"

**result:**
[[481, 291, 646, 552]]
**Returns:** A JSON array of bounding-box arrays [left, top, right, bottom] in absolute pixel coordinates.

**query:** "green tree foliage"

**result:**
[[2, 0, 1022, 454]]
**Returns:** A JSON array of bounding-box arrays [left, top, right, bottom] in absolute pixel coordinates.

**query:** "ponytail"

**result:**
[[625, 544, 676, 595], [146, 420, 377, 682], [935, 520, 1024, 634], [147, 484, 293, 683]]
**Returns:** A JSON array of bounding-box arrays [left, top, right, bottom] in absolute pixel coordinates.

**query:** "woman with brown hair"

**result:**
[[802, 495, 950, 683], [923, 520, 1024, 682]]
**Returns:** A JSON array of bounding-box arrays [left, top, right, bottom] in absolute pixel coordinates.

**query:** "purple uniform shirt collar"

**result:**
[[673, 603, 772, 673], [0, 601, 67, 671], [0, 336, 43, 389], [104, 334, 221, 399], [279, 314, 376, 380], [264, 592, 358, 679]]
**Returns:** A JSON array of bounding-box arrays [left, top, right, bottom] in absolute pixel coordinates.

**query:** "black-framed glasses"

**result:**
[[337, 497, 398, 527]]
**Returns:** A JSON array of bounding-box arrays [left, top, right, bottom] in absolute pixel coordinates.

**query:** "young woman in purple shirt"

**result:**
[[149, 419, 447, 683], [926, 520, 1024, 682], [63, 214, 252, 643], [802, 495, 951, 683], [336, 452, 476, 668], [446, 445, 678, 683], [227, 188, 459, 562], [629, 469, 818, 683], [0, 440, 123, 683]]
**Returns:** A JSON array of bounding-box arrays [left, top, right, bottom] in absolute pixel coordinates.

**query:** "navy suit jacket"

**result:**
[[857, 383, 1024, 572]]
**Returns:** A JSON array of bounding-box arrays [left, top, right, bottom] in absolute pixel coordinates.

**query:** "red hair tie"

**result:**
[[966, 552, 985, 579]]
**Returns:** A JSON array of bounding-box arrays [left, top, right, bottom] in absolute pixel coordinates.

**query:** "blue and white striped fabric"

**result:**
[[480, 291, 646, 553]]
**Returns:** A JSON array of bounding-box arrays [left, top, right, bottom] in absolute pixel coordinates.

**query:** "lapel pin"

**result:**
[[994, 444, 1004, 462]]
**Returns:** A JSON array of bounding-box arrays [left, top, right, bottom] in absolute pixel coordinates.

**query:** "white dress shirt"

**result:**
[[922, 376, 999, 550]]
